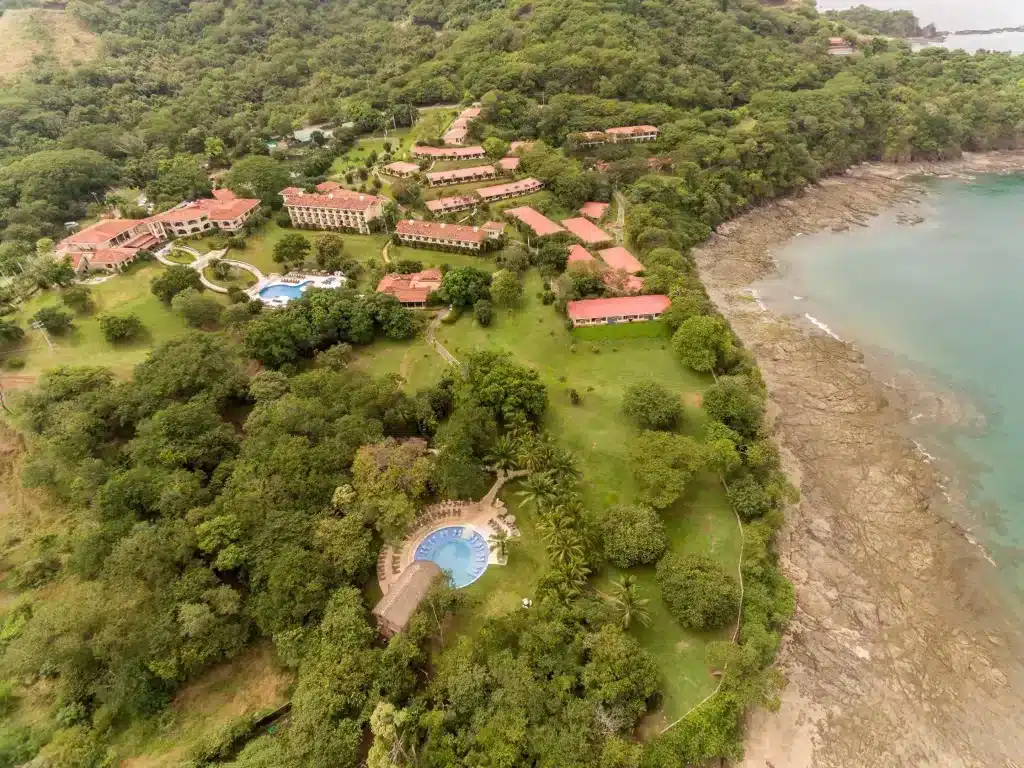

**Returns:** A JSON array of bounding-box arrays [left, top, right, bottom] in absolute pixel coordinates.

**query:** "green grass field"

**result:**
[[6, 263, 200, 378], [387, 271, 744, 722], [203, 265, 257, 291]]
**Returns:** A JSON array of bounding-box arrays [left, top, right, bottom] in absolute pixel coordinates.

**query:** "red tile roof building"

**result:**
[[426, 195, 478, 215], [561, 217, 613, 246], [149, 194, 261, 237], [425, 165, 496, 187], [571, 125, 660, 147], [579, 201, 610, 220], [498, 156, 520, 172], [443, 107, 482, 146], [68, 248, 139, 275], [280, 188, 386, 234], [376, 268, 443, 307], [598, 246, 644, 274], [481, 221, 505, 238], [411, 145, 486, 160], [602, 270, 645, 295], [504, 206, 565, 238], [567, 244, 596, 264], [475, 177, 543, 202], [383, 161, 421, 178], [395, 219, 488, 250], [567, 294, 669, 326]]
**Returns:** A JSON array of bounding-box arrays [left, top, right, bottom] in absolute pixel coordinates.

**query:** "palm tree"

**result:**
[[602, 575, 651, 630], [488, 530, 510, 563], [515, 471, 556, 511], [485, 435, 518, 472], [544, 528, 585, 567], [545, 447, 579, 484]]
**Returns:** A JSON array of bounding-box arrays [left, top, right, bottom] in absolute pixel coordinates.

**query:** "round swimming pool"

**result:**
[[413, 526, 489, 588], [258, 281, 312, 300]]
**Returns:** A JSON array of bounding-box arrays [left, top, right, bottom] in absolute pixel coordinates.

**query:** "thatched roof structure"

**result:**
[[372, 560, 442, 637]]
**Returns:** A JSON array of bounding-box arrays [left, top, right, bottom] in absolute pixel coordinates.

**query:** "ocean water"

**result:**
[[756, 175, 1024, 596], [817, 0, 1021, 30]]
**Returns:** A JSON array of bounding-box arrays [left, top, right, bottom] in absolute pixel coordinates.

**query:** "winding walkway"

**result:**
[[425, 308, 461, 368], [154, 244, 264, 294]]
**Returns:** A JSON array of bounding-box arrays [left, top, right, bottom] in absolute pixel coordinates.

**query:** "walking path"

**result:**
[[613, 189, 627, 244], [425, 308, 461, 368], [154, 245, 263, 294]]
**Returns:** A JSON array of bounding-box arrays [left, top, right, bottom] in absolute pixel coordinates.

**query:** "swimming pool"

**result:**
[[413, 526, 489, 588], [258, 281, 312, 300]]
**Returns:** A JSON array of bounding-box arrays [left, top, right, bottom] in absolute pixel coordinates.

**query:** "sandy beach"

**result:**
[[694, 153, 1024, 767]]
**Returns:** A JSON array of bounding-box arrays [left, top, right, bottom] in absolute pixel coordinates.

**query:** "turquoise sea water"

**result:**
[[757, 175, 1024, 596]]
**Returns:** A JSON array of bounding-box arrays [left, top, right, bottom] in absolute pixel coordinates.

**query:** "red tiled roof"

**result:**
[[280, 186, 303, 197], [377, 269, 443, 304], [151, 196, 260, 223], [475, 178, 543, 201], [598, 246, 644, 274], [425, 165, 496, 184], [384, 161, 420, 174], [212, 188, 237, 201], [209, 197, 260, 221], [426, 195, 477, 213], [579, 201, 609, 220], [504, 206, 564, 237], [498, 156, 520, 171], [482, 221, 505, 233], [561, 217, 612, 245], [603, 270, 645, 295], [459, 107, 481, 119], [316, 181, 343, 192], [568, 294, 669, 321], [411, 145, 485, 158], [86, 248, 137, 267], [59, 219, 144, 247], [567, 244, 595, 264], [605, 125, 659, 136], [282, 189, 385, 212], [395, 219, 486, 243]]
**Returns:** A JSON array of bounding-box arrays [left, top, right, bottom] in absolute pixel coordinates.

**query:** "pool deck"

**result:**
[[377, 469, 525, 595]]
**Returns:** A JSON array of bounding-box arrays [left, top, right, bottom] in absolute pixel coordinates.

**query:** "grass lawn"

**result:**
[[422, 271, 743, 721], [330, 128, 413, 175], [348, 333, 453, 390], [6, 263, 201, 379], [165, 249, 196, 265]]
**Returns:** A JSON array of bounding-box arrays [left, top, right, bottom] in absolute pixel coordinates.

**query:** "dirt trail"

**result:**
[[693, 154, 1024, 768]]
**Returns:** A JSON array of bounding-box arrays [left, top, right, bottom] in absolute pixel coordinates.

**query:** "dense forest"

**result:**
[[1, 0, 1023, 765]]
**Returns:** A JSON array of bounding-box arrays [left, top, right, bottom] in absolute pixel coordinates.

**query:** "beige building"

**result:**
[[280, 189, 386, 234]]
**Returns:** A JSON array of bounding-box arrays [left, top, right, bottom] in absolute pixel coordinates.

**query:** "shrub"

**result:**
[[622, 380, 682, 430], [171, 288, 223, 328], [30, 306, 74, 334], [61, 285, 94, 314], [151, 265, 203, 303], [99, 313, 144, 343], [5, 357, 24, 370], [656, 553, 739, 630], [227, 286, 248, 304], [600, 504, 667, 568], [275, 211, 292, 228], [393, 259, 423, 274], [473, 299, 493, 327], [541, 290, 555, 305]]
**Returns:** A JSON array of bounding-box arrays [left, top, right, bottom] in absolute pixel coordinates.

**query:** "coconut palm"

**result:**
[[515, 471, 556, 511], [602, 575, 651, 630], [544, 528, 586, 567], [544, 447, 579, 484], [485, 434, 518, 471], [488, 530, 510, 563]]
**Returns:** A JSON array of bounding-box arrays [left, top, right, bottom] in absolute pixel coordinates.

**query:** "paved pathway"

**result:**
[[425, 308, 461, 368], [154, 245, 263, 294]]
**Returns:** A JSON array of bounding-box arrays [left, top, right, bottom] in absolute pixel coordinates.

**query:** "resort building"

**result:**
[[394, 219, 489, 251], [426, 195, 478, 215], [443, 106, 482, 146], [602, 270, 645, 295], [827, 36, 855, 55], [579, 201, 610, 221], [149, 191, 261, 237], [567, 244, 596, 264], [425, 165, 497, 187], [605, 125, 660, 143], [67, 248, 139, 275], [475, 177, 544, 203], [561, 217, 613, 246], [372, 560, 443, 636], [376, 268, 443, 307], [576, 130, 609, 148], [498, 156, 520, 172], [280, 188, 386, 234], [411, 145, 486, 160], [57, 218, 162, 256], [567, 294, 670, 327], [482, 221, 505, 239], [315, 181, 343, 192], [383, 161, 420, 178], [598, 246, 644, 274], [504, 206, 565, 238]]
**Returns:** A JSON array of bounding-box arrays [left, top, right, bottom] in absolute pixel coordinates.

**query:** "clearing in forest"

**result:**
[[0, 9, 99, 80]]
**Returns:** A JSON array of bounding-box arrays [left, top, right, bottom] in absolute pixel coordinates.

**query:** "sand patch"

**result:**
[[0, 9, 99, 81]]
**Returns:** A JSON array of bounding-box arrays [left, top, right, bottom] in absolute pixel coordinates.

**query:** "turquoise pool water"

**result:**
[[259, 281, 311, 300], [414, 526, 489, 588]]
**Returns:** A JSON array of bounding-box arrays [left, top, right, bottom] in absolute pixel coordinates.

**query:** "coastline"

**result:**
[[694, 153, 1024, 767]]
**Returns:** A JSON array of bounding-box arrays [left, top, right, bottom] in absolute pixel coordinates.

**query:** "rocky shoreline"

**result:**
[[694, 153, 1024, 767]]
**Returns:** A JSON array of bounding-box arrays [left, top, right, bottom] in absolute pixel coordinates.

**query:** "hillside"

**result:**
[[0, 8, 98, 81]]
